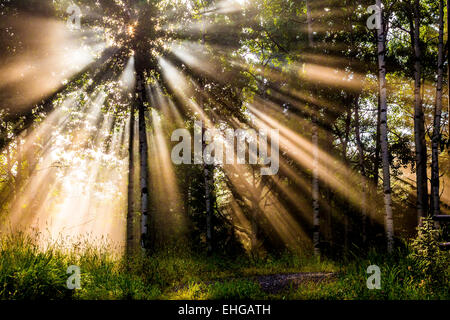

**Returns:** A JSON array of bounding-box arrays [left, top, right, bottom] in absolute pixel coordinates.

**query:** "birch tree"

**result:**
[[376, 0, 394, 253]]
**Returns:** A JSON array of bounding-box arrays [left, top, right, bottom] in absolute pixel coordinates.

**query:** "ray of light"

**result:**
[[147, 107, 187, 240], [159, 57, 213, 126], [0, 16, 107, 112], [246, 101, 381, 223], [2, 85, 128, 251]]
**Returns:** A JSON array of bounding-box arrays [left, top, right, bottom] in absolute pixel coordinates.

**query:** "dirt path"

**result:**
[[174, 272, 337, 294], [252, 272, 336, 293]]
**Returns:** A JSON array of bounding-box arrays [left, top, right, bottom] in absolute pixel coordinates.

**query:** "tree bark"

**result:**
[[306, 0, 314, 48], [411, 0, 429, 222], [201, 10, 213, 255], [354, 98, 367, 244], [311, 121, 320, 257], [376, 0, 394, 253], [306, 0, 320, 257], [374, 83, 381, 186], [136, 65, 150, 251], [126, 102, 136, 257], [202, 124, 213, 255], [448, 0, 450, 145], [431, 0, 444, 217], [343, 106, 352, 251]]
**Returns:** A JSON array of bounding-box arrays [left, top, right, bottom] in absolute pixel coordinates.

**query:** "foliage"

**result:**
[[0, 233, 448, 300], [0, 0, 449, 301], [409, 217, 449, 285]]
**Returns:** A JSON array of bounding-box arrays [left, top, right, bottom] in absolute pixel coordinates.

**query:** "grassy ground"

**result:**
[[0, 233, 448, 300]]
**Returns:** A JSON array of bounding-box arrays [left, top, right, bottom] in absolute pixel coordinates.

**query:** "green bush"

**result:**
[[409, 217, 449, 287]]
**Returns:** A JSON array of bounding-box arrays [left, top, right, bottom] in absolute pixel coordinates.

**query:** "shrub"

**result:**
[[409, 217, 449, 285]]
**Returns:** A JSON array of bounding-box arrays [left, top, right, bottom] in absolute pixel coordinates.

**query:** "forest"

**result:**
[[0, 0, 449, 300]]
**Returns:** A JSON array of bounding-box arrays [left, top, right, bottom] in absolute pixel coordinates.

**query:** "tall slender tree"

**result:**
[[342, 104, 352, 250], [306, 0, 320, 257], [201, 2, 213, 255], [376, 0, 394, 253], [431, 0, 444, 217], [126, 102, 136, 256], [354, 98, 367, 244], [136, 59, 150, 250], [202, 124, 214, 255], [448, 0, 450, 143], [411, 0, 429, 222]]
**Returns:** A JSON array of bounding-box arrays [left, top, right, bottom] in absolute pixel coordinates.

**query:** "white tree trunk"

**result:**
[[376, 0, 394, 253]]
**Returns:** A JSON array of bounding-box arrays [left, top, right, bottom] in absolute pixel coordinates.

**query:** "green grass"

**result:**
[[279, 248, 449, 300], [0, 233, 448, 300]]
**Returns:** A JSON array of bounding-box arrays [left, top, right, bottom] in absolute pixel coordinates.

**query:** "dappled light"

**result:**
[[0, 0, 449, 302]]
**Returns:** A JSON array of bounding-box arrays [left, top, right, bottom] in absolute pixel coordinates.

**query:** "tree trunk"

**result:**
[[412, 0, 429, 222], [126, 103, 136, 257], [431, 0, 444, 217], [136, 66, 150, 251], [311, 119, 320, 257], [376, 0, 394, 253], [306, 0, 320, 257], [374, 84, 381, 187], [343, 106, 352, 251], [203, 124, 213, 255], [448, 0, 450, 145], [200, 12, 213, 255], [354, 98, 367, 244], [204, 164, 213, 254], [306, 0, 314, 48], [13, 131, 23, 204], [5, 123, 15, 201]]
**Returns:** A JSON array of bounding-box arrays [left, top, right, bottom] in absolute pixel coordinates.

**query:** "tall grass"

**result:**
[[287, 245, 449, 300], [0, 228, 448, 300]]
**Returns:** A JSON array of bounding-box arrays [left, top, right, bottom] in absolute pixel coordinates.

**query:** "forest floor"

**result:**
[[247, 272, 337, 294], [172, 272, 337, 295], [0, 233, 449, 300]]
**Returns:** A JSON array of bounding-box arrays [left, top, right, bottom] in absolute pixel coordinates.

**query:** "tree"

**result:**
[[201, 1, 214, 255], [431, 0, 444, 217], [126, 101, 136, 256], [354, 98, 368, 244], [410, 0, 429, 222], [376, 0, 394, 253], [135, 59, 150, 251], [306, 0, 320, 257]]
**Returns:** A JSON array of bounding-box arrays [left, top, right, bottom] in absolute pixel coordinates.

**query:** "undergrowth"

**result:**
[[0, 221, 448, 300]]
